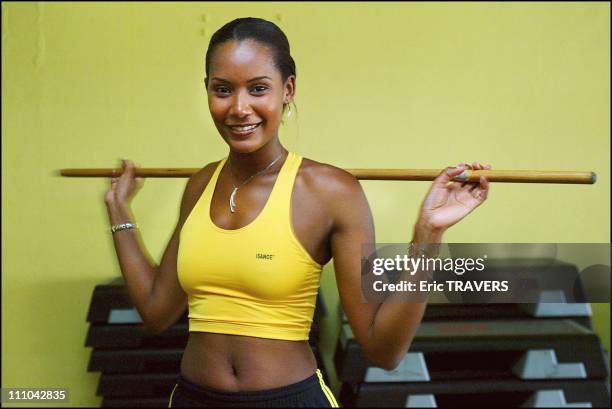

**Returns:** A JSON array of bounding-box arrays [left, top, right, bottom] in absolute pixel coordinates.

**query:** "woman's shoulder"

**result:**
[[180, 160, 222, 203], [298, 156, 363, 196], [188, 160, 221, 187], [296, 157, 370, 226]]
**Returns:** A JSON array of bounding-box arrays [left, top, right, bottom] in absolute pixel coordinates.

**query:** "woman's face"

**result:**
[[206, 39, 295, 154]]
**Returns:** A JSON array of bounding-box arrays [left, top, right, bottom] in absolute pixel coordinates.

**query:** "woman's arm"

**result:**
[[328, 162, 490, 370], [105, 160, 216, 334]]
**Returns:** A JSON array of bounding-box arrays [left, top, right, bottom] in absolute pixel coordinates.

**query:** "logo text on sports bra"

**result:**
[[256, 253, 275, 260]]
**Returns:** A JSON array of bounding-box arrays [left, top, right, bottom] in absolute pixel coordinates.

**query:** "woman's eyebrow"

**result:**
[[211, 76, 272, 83]]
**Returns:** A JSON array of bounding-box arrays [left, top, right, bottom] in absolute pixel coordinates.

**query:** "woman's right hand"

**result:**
[[104, 159, 145, 208], [416, 162, 491, 232]]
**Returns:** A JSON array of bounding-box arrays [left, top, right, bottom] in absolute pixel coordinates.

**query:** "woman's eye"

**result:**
[[252, 86, 268, 93], [215, 86, 230, 94]]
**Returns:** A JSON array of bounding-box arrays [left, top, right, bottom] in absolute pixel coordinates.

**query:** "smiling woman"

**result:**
[[204, 18, 296, 155], [103, 16, 491, 408]]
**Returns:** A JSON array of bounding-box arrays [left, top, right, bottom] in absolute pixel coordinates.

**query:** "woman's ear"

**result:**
[[284, 75, 296, 104]]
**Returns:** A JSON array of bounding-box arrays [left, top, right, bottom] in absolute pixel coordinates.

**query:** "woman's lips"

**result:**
[[226, 122, 262, 137]]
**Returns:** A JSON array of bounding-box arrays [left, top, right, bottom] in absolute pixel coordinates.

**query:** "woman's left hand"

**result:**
[[418, 162, 491, 232]]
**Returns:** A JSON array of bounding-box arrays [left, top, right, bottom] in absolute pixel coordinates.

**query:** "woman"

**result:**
[[104, 17, 491, 408]]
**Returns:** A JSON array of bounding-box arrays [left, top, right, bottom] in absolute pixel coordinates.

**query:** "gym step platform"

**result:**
[[339, 378, 611, 407], [86, 323, 189, 349], [335, 319, 609, 383], [97, 373, 177, 399], [335, 257, 609, 407]]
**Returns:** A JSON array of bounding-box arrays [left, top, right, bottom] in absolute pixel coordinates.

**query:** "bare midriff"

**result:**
[[180, 332, 318, 392]]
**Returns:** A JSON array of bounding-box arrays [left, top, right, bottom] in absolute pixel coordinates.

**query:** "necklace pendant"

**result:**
[[229, 187, 238, 213]]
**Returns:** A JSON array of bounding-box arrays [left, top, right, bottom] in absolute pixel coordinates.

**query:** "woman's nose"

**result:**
[[229, 92, 252, 117]]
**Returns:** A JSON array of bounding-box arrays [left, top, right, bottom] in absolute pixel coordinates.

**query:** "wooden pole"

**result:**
[[59, 168, 597, 184]]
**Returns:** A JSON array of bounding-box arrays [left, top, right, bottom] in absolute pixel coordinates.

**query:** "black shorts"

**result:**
[[167, 369, 339, 408]]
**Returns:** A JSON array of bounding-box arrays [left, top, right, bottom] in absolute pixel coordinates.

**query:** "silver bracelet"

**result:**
[[111, 222, 138, 234], [408, 242, 441, 259]]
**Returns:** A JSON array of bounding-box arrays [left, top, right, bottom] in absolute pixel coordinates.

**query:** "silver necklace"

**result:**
[[228, 152, 284, 213]]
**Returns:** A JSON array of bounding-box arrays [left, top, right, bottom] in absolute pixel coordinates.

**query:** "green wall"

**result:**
[[3, 2, 609, 406]]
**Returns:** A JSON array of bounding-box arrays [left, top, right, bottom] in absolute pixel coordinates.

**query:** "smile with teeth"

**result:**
[[228, 123, 262, 133]]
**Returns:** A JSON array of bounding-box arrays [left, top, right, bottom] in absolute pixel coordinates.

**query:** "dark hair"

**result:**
[[204, 17, 296, 86]]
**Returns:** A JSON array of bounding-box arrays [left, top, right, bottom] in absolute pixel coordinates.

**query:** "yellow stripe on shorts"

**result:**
[[316, 369, 340, 407], [167, 383, 178, 408]]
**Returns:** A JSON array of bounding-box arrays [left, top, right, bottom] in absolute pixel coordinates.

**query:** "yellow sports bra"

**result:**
[[177, 152, 323, 341]]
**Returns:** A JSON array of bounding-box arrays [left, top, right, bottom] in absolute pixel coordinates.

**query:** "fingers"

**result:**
[[466, 162, 491, 170], [443, 162, 479, 188], [471, 162, 490, 188], [471, 181, 489, 201], [480, 163, 491, 188], [437, 164, 469, 188], [118, 158, 140, 179], [118, 159, 127, 178], [458, 163, 473, 187], [134, 162, 144, 184], [122, 159, 134, 177], [454, 162, 492, 199], [116, 158, 145, 187], [468, 162, 491, 201]]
